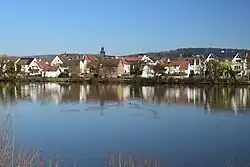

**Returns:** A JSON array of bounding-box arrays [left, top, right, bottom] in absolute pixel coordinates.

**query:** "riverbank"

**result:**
[[0, 76, 250, 85]]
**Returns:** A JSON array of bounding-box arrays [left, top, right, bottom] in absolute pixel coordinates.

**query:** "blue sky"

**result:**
[[0, 0, 249, 56]]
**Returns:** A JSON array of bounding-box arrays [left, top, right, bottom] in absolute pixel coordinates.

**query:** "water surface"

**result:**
[[1, 83, 250, 167]]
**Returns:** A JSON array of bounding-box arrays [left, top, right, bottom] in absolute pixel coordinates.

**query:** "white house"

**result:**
[[141, 65, 155, 78], [188, 57, 202, 74], [50, 55, 64, 66], [204, 53, 216, 63], [122, 60, 130, 74], [140, 55, 156, 65], [41, 68, 61, 77], [51, 53, 80, 66], [80, 54, 98, 74], [80, 60, 85, 74], [140, 55, 162, 78], [122, 56, 142, 75], [36, 60, 61, 77], [164, 59, 191, 77], [230, 53, 248, 76], [15, 57, 39, 75]]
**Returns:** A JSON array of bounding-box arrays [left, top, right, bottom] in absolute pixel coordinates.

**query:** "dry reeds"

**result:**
[[105, 152, 160, 167]]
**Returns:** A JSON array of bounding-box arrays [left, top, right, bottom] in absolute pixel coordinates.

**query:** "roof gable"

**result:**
[[36, 55, 57, 63], [36, 61, 59, 71], [84, 54, 98, 62], [17, 57, 36, 65]]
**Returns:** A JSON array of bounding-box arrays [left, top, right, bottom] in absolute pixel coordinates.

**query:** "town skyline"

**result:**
[[1, 46, 250, 57]]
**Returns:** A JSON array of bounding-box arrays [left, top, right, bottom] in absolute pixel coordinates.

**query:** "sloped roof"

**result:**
[[124, 56, 142, 62], [17, 57, 35, 65], [36, 61, 59, 71], [100, 59, 121, 68], [166, 60, 189, 70], [35, 55, 57, 63], [61, 59, 82, 67], [58, 53, 81, 63], [83, 54, 99, 63], [167, 57, 195, 65], [152, 64, 166, 72], [238, 52, 249, 59], [215, 52, 238, 60]]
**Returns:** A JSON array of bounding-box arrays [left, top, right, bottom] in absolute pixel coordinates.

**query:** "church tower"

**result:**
[[100, 47, 105, 57]]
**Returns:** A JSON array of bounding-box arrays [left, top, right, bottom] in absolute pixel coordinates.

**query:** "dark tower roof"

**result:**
[[100, 47, 105, 57]]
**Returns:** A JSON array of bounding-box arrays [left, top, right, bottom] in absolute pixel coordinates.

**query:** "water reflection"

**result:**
[[0, 83, 250, 114]]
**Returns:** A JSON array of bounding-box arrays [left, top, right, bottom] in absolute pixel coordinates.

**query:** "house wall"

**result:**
[[80, 60, 86, 73], [232, 55, 242, 72], [20, 58, 40, 75], [42, 69, 61, 77], [243, 59, 248, 74], [51, 56, 63, 66], [123, 64, 130, 74], [165, 63, 191, 77], [59, 66, 68, 72], [141, 65, 154, 78], [191, 59, 202, 74], [165, 66, 179, 74], [117, 61, 125, 76], [184, 64, 191, 76], [80, 59, 90, 74]]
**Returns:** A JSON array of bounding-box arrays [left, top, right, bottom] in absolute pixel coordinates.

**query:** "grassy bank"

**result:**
[[0, 76, 250, 85]]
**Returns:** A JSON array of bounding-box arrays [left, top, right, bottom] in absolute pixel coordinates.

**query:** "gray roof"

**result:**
[[35, 55, 57, 63], [58, 53, 82, 63], [17, 57, 35, 65], [61, 59, 82, 67]]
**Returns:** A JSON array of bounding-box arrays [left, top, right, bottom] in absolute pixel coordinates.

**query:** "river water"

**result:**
[[0, 83, 250, 167]]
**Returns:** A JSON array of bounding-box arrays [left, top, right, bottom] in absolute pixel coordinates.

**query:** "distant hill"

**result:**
[[28, 48, 250, 60], [129, 48, 250, 59], [176, 48, 250, 57]]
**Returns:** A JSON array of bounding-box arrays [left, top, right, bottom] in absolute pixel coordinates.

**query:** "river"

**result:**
[[0, 83, 250, 167]]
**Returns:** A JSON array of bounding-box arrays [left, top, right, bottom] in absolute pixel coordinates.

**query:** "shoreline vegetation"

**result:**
[[0, 76, 250, 86]]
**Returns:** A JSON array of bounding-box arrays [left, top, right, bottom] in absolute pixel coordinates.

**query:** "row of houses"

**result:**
[[1, 48, 249, 78]]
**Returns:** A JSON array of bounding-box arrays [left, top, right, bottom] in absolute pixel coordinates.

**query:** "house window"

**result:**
[[236, 59, 241, 63], [196, 59, 199, 65], [234, 66, 241, 70]]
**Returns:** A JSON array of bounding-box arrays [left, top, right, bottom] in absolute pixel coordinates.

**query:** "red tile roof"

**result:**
[[36, 61, 59, 71], [124, 56, 142, 62], [84, 54, 98, 62], [166, 60, 189, 70]]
